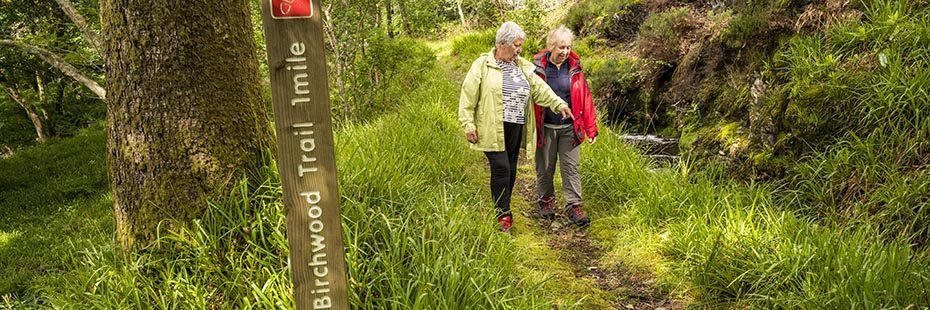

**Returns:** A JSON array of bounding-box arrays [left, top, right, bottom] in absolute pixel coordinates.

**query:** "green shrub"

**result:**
[[0, 86, 105, 151], [722, 7, 770, 48], [506, 0, 546, 54], [332, 35, 437, 123], [450, 28, 496, 63], [585, 54, 651, 129], [637, 7, 691, 62], [565, 0, 645, 41], [0, 101, 35, 149]]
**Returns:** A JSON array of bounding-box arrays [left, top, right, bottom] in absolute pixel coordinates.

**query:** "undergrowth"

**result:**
[[4, 43, 558, 309], [581, 125, 930, 308]]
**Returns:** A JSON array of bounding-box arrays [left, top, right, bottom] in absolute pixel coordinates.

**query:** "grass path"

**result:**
[[509, 159, 684, 309]]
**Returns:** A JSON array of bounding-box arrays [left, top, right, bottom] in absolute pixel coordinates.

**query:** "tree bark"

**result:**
[[100, 0, 273, 250], [386, 0, 394, 38], [4, 86, 47, 142], [52, 0, 104, 56], [374, 0, 382, 30], [457, 0, 466, 28], [398, 0, 412, 36], [321, 3, 352, 121], [0, 40, 106, 99]]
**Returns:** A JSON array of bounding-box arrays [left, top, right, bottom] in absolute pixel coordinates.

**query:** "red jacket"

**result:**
[[532, 50, 598, 147]]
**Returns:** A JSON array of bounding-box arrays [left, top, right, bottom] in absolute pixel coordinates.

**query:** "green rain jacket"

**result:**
[[458, 49, 569, 158]]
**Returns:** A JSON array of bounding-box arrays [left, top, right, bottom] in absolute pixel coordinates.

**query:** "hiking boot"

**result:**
[[498, 215, 513, 233], [537, 196, 556, 220], [566, 204, 590, 227]]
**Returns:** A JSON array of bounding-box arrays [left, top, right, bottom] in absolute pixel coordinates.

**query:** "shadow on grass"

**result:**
[[0, 125, 112, 303]]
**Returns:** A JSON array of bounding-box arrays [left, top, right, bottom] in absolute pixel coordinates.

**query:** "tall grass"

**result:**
[[450, 28, 496, 67], [335, 70, 550, 308], [16, 47, 555, 308], [579, 125, 930, 308], [774, 0, 930, 246]]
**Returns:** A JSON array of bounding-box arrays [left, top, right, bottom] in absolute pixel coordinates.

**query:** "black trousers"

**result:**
[[484, 122, 523, 218]]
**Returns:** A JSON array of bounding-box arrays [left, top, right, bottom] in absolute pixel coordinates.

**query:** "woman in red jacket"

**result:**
[[532, 25, 599, 227]]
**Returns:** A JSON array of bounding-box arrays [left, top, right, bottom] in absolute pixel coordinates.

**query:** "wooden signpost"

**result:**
[[258, 0, 349, 309]]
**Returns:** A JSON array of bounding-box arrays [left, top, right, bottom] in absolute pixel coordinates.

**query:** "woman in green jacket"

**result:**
[[458, 21, 573, 233]]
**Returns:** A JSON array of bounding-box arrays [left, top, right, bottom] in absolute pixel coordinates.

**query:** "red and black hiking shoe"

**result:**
[[537, 196, 556, 220], [498, 215, 513, 233], [566, 205, 590, 227]]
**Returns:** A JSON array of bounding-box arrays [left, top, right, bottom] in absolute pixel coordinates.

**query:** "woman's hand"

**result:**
[[560, 107, 574, 120], [587, 136, 597, 144], [466, 130, 478, 144]]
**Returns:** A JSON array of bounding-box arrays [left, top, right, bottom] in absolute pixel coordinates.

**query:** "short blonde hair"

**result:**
[[546, 25, 575, 50]]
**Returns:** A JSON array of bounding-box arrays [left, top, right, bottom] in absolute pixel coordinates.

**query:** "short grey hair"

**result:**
[[546, 25, 575, 50], [496, 21, 526, 47]]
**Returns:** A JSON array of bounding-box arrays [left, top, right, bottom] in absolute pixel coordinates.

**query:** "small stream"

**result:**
[[619, 134, 681, 167]]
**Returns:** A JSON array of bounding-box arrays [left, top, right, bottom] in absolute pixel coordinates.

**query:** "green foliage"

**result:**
[[0, 0, 105, 149], [394, 0, 461, 36], [637, 7, 690, 62], [505, 0, 546, 54], [584, 53, 654, 130], [580, 126, 930, 308], [0, 101, 34, 148], [450, 28, 496, 64], [564, 0, 644, 40], [328, 33, 437, 123], [721, 7, 769, 48], [345, 35, 437, 122], [6, 57, 556, 309], [765, 0, 930, 245]]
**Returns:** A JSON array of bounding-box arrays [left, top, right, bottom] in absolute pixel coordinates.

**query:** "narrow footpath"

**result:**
[[511, 158, 682, 309]]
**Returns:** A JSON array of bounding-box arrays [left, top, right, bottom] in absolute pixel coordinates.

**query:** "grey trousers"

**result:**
[[535, 124, 582, 206]]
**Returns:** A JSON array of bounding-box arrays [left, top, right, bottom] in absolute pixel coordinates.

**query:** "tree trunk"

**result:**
[[398, 0, 411, 36], [49, 77, 66, 137], [457, 0, 466, 28], [374, 0, 382, 30], [321, 3, 352, 121], [4, 86, 47, 142], [386, 0, 394, 38], [100, 0, 273, 250]]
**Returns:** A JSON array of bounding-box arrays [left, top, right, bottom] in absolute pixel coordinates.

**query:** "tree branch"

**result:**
[[52, 0, 103, 56], [0, 39, 106, 99], [4, 85, 47, 142]]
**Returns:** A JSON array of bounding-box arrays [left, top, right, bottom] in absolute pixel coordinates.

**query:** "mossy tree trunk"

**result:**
[[100, 0, 272, 250]]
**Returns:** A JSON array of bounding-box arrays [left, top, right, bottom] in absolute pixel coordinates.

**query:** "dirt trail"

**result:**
[[514, 173, 683, 310]]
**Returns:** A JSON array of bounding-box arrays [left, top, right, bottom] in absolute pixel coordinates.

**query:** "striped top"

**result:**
[[497, 59, 530, 124]]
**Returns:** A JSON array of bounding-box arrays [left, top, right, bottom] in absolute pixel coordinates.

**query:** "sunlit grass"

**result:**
[[15, 42, 572, 309], [0, 230, 20, 249], [581, 125, 930, 308]]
